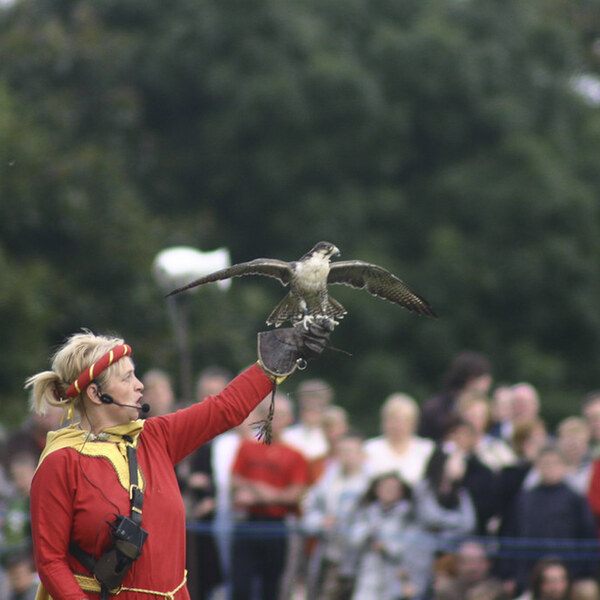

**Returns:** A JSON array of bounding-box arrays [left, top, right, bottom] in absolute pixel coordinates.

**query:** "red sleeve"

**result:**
[[30, 452, 85, 600], [145, 364, 272, 465]]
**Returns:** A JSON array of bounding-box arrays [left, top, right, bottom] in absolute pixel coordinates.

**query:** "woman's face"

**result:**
[[101, 358, 145, 423], [382, 406, 415, 440]]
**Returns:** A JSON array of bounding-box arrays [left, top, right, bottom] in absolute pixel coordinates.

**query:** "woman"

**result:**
[[363, 393, 435, 488], [27, 323, 330, 600]]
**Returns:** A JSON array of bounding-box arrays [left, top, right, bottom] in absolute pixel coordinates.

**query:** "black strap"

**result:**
[[126, 443, 144, 526], [69, 541, 97, 572]]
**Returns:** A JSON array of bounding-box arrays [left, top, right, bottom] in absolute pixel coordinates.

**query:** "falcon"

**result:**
[[167, 241, 437, 326]]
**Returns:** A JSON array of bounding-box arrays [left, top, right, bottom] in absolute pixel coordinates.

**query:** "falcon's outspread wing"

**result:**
[[328, 260, 437, 317], [166, 258, 294, 296]]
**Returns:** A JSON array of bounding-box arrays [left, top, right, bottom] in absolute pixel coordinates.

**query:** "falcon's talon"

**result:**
[[301, 315, 315, 330]]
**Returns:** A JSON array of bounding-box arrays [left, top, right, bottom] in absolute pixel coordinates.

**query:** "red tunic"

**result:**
[[30, 365, 272, 600]]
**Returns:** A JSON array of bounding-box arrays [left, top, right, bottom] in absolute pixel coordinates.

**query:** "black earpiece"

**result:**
[[100, 393, 115, 405], [96, 385, 115, 405]]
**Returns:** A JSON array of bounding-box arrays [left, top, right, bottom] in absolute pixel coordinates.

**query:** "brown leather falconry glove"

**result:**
[[257, 316, 334, 383], [255, 316, 334, 443]]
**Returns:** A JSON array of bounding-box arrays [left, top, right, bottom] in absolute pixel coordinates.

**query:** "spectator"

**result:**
[[179, 441, 223, 600], [419, 351, 492, 442], [494, 418, 549, 582], [556, 417, 593, 495], [488, 384, 514, 442], [321, 405, 350, 463], [466, 580, 510, 600], [347, 472, 415, 600], [510, 383, 541, 433], [581, 392, 600, 457], [364, 393, 434, 487], [140, 368, 175, 417], [196, 366, 232, 400], [279, 379, 334, 600], [230, 394, 309, 600], [434, 540, 507, 600], [1, 452, 36, 600], [2, 405, 63, 467], [1, 452, 36, 561], [0, 553, 38, 600], [282, 378, 333, 470], [456, 391, 516, 472], [403, 448, 476, 599], [505, 445, 597, 593], [431, 553, 458, 599], [585, 444, 600, 537], [443, 418, 498, 536], [302, 430, 370, 600], [198, 367, 236, 584], [570, 579, 600, 600], [178, 367, 231, 600], [515, 558, 571, 600]]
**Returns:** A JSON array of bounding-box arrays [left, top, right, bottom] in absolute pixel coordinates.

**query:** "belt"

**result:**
[[74, 571, 187, 599]]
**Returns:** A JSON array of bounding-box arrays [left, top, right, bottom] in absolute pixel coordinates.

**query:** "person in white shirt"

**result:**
[[364, 393, 434, 487], [282, 378, 333, 462]]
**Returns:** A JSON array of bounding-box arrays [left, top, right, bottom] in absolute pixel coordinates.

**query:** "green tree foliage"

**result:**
[[1, 0, 600, 431]]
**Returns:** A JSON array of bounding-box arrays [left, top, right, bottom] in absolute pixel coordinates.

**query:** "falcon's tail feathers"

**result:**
[[266, 293, 301, 327], [266, 293, 347, 327]]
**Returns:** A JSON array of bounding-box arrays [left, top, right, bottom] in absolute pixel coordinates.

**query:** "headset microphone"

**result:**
[[99, 391, 150, 413]]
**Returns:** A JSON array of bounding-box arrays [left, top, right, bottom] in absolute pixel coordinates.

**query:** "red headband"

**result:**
[[66, 344, 132, 398]]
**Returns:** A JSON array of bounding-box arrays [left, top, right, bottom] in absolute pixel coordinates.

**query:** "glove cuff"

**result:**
[[256, 360, 290, 385], [257, 328, 303, 380]]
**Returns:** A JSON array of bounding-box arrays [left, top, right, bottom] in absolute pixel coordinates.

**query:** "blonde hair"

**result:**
[[322, 405, 348, 429], [557, 416, 590, 438], [25, 330, 127, 416], [381, 393, 419, 422], [296, 378, 333, 408]]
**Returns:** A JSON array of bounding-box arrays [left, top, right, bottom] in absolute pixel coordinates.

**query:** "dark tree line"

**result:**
[[1, 0, 600, 431]]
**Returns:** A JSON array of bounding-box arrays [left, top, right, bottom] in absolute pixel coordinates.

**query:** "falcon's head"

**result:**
[[309, 241, 341, 261]]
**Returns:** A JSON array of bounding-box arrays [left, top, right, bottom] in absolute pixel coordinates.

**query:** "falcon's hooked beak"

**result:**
[[329, 245, 341, 258]]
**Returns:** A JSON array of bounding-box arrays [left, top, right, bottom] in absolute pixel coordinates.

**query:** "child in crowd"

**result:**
[[505, 445, 597, 594], [302, 430, 371, 600], [347, 472, 415, 600]]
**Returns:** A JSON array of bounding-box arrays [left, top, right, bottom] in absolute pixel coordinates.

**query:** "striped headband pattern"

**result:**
[[65, 344, 132, 398]]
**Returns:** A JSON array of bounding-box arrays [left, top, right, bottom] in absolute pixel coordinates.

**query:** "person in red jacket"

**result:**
[[27, 322, 331, 600], [230, 394, 309, 600]]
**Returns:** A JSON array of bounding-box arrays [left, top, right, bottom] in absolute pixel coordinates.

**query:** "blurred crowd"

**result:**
[[2, 351, 600, 600]]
